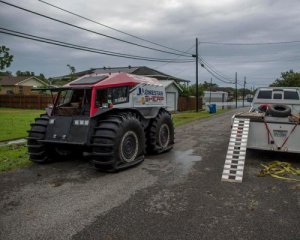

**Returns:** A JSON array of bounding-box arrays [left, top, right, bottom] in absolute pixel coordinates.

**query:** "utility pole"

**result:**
[[195, 38, 199, 112], [243, 76, 246, 107], [209, 77, 212, 104], [235, 72, 238, 109]]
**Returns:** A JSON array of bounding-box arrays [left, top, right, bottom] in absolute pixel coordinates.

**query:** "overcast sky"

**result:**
[[1, 0, 300, 88]]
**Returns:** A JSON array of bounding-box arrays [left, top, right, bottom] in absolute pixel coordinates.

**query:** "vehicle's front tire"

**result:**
[[27, 114, 51, 163], [91, 113, 145, 171]]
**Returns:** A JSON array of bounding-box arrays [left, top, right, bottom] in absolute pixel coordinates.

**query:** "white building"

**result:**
[[204, 91, 228, 103], [160, 80, 182, 112]]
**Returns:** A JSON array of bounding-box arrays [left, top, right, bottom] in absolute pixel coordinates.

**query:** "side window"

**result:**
[[284, 91, 299, 100], [257, 90, 272, 99], [95, 87, 129, 108], [111, 86, 129, 104], [95, 89, 108, 108]]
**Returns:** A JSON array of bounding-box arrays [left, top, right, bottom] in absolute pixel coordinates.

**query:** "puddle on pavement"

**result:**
[[144, 149, 202, 179], [171, 149, 202, 175]]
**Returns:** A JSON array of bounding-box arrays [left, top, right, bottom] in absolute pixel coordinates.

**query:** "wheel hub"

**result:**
[[159, 124, 170, 148], [120, 131, 139, 162]]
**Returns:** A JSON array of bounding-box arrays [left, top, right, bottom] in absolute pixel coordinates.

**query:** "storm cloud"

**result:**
[[1, 0, 300, 87]]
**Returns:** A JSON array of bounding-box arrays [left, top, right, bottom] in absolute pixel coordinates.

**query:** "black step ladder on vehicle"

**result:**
[[221, 118, 250, 183]]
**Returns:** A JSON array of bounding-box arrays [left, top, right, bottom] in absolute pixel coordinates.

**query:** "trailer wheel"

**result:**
[[91, 114, 145, 171], [27, 114, 51, 163], [147, 109, 174, 154], [267, 104, 291, 117]]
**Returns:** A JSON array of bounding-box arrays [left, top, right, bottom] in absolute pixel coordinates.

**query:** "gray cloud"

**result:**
[[1, 0, 300, 87]]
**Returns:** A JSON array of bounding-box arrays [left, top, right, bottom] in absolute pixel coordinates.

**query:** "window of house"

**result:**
[[19, 86, 24, 95]]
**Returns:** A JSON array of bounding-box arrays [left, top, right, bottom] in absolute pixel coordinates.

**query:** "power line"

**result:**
[[0, 0, 192, 58], [0, 28, 194, 63], [199, 40, 300, 46], [198, 60, 234, 83], [153, 43, 195, 69], [199, 56, 234, 81], [201, 64, 233, 84], [38, 0, 193, 56]]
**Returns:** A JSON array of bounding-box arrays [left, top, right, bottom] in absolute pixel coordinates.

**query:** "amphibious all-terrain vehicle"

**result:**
[[27, 73, 174, 171]]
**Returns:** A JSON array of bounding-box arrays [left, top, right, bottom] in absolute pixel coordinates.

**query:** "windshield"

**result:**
[[57, 90, 73, 106], [54, 89, 92, 116]]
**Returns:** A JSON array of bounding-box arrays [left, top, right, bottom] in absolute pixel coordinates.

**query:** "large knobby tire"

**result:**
[[27, 114, 51, 163], [267, 104, 291, 117], [91, 113, 145, 171], [146, 109, 174, 154]]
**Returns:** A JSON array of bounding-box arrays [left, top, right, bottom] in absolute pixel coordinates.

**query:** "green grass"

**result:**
[[0, 144, 32, 172], [0, 108, 44, 141], [172, 109, 229, 127]]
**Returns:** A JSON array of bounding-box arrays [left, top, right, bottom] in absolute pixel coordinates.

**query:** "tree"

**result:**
[[39, 73, 46, 80], [270, 70, 300, 87], [16, 70, 35, 76], [67, 64, 76, 80], [202, 81, 218, 90], [0, 71, 12, 76], [179, 83, 204, 97], [0, 45, 13, 70]]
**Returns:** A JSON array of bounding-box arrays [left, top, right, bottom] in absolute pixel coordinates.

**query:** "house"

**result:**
[[0, 76, 48, 95], [54, 66, 190, 111], [160, 80, 182, 112]]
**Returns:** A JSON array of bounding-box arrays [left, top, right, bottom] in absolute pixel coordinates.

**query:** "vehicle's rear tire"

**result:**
[[146, 109, 174, 154], [267, 104, 291, 117], [27, 114, 51, 163], [91, 113, 145, 172]]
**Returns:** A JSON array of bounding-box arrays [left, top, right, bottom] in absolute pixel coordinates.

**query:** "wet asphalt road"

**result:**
[[0, 109, 299, 240]]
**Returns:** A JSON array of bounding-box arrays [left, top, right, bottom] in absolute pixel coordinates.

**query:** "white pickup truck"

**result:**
[[233, 87, 300, 153]]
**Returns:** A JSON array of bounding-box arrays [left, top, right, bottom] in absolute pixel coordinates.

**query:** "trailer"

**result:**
[[222, 87, 300, 182]]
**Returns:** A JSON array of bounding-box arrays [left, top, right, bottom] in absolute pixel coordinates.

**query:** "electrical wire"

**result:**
[[38, 0, 193, 56], [199, 40, 300, 45], [201, 64, 233, 84], [0, 0, 193, 58], [199, 56, 234, 81], [153, 44, 195, 69], [198, 60, 234, 83], [0, 28, 194, 63]]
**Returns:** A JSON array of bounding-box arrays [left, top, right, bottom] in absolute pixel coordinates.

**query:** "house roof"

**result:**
[[0, 76, 47, 86], [159, 80, 183, 92], [54, 66, 190, 83], [0, 76, 29, 86], [94, 66, 140, 74]]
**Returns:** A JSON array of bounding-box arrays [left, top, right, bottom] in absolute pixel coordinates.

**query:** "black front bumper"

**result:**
[[42, 116, 94, 146]]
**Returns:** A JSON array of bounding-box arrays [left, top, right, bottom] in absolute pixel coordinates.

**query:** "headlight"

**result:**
[[49, 119, 55, 124], [74, 120, 89, 126]]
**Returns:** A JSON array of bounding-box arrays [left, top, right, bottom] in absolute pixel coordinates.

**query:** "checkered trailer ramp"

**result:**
[[222, 118, 250, 183]]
